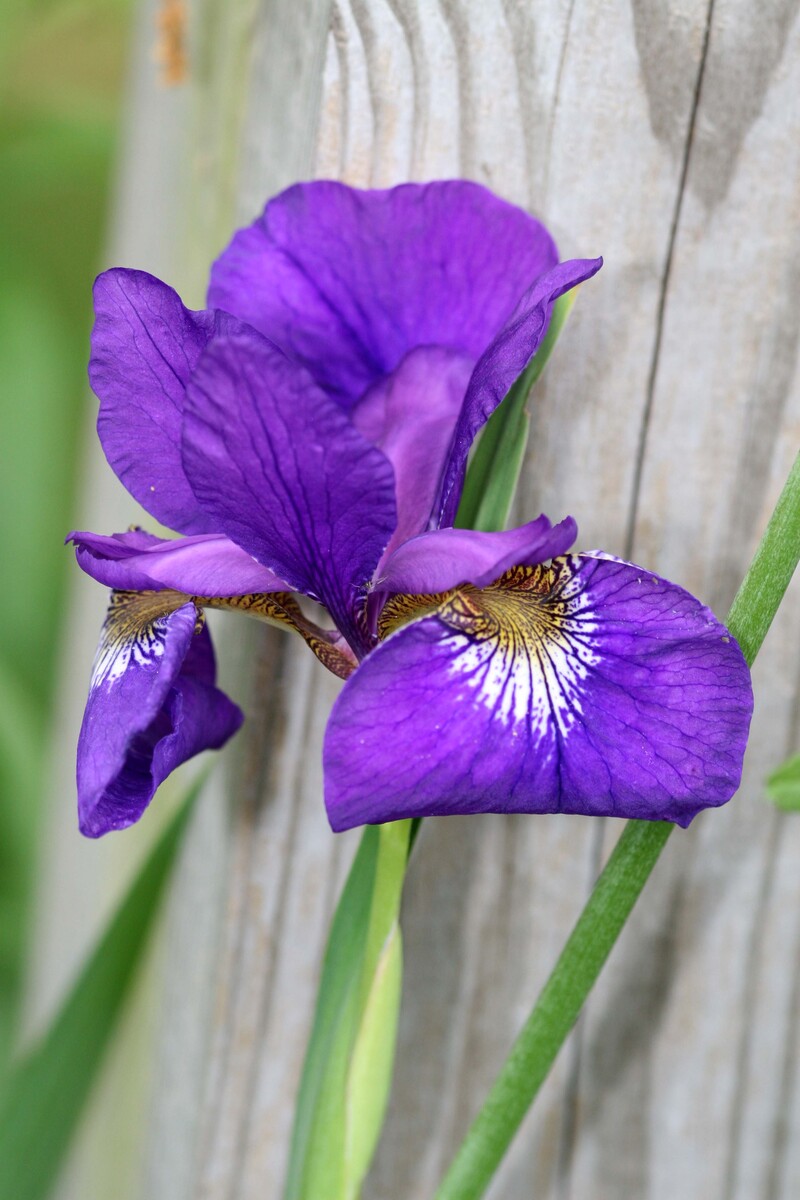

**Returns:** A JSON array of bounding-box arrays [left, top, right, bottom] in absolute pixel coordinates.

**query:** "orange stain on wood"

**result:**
[[153, 0, 188, 86]]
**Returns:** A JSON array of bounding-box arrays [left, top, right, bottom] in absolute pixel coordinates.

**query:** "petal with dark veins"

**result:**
[[182, 333, 397, 656], [324, 554, 753, 831], [208, 180, 559, 405], [78, 595, 242, 837], [90, 269, 254, 534]]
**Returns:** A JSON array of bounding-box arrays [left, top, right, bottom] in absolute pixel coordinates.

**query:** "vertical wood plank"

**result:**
[[565, 4, 800, 1197]]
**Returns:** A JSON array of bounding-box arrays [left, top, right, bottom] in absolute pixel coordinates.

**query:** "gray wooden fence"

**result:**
[[29, 1, 800, 1197]]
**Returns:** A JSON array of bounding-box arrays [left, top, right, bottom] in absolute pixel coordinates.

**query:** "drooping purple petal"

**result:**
[[69, 529, 287, 596], [352, 347, 474, 559], [182, 333, 397, 654], [374, 515, 577, 596], [436, 256, 603, 527], [324, 553, 753, 831], [90, 269, 251, 534], [208, 181, 559, 405], [78, 597, 242, 837]]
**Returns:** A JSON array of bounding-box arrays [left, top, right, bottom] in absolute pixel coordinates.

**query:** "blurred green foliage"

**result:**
[[0, 0, 132, 1067], [0, 781, 200, 1200], [767, 752, 800, 811]]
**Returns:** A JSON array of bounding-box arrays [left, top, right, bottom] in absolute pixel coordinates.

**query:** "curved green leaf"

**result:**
[[0, 782, 200, 1200], [285, 821, 411, 1200]]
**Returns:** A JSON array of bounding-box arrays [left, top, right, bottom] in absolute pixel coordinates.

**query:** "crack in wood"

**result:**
[[624, 0, 718, 562]]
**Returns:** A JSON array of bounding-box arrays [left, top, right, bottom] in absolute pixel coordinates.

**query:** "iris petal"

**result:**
[[436, 256, 603, 527], [90, 269, 252, 534], [208, 180, 560, 406], [352, 347, 474, 557], [374, 515, 577, 598], [78, 595, 242, 837], [71, 532, 358, 681], [324, 554, 753, 831], [69, 528, 288, 596], [182, 332, 397, 656]]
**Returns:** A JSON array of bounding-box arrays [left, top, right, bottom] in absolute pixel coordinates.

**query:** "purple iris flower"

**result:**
[[70, 180, 752, 838]]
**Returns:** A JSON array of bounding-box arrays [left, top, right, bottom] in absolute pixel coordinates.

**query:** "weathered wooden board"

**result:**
[[29, 1, 800, 1198]]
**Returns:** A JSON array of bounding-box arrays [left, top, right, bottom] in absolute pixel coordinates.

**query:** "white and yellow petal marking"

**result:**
[[380, 557, 601, 737], [91, 589, 198, 689], [92, 586, 356, 689]]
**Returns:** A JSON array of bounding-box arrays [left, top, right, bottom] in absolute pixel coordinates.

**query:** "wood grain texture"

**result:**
[[31, 0, 800, 1197]]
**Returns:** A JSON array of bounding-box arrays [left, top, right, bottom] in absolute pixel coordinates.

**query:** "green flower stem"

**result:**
[[433, 821, 672, 1200], [725, 449, 800, 666], [434, 448, 800, 1200]]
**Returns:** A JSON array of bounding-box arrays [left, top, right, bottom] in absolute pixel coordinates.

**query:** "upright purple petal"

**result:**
[[78, 596, 242, 837], [374, 515, 577, 597], [182, 333, 397, 654], [69, 529, 287, 595], [352, 347, 474, 559], [90, 269, 251, 533], [324, 553, 753, 831], [436, 257, 603, 527], [208, 181, 559, 405]]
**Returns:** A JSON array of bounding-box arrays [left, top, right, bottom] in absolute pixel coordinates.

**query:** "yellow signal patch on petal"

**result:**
[[91, 589, 197, 688], [93, 587, 357, 688], [378, 558, 601, 735]]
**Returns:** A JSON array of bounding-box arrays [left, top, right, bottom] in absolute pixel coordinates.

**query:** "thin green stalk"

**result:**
[[725, 449, 800, 665], [433, 822, 672, 1200], [434, 449, 800, 1200]]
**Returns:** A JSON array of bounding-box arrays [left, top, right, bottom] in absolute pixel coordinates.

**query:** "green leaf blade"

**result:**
[[0, 785, 199, 1200], [344, 923, 403, 1199], [285, 821, 411, 1200], [283, 827, 380, 1200]]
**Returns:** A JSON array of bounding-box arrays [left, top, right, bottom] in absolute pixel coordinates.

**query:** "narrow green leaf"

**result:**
[[285, 821, 411, 1200], [767, 753, 800, 811], [284, 828, 379, 1200], [434, 448, 800, 1200], [0, 783, 200, 1200], [456, 290, 577, 532]]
